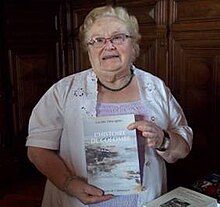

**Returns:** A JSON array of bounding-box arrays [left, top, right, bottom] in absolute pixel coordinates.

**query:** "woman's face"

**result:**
[[87, 16, 135, 77]]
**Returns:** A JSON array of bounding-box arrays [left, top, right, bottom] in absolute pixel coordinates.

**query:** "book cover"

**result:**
[[142, 187, 218, 207], [82, 114, 141, 195], [191, 173, 220, 204]]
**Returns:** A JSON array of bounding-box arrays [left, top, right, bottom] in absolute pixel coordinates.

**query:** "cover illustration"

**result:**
[[83, 114, 141, 195]]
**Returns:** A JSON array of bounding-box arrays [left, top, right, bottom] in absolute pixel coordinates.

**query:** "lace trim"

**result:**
[[96, 100, 147, 117]]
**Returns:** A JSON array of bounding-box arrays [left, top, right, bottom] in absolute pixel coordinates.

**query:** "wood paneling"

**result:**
[[171, 38, 220, 149], [1, 1, 64, 175], [170, 0, 220, 31], [167, 0, 220, 187], [8, 45, 59, 137], [0, 72, 6, 148], [175, 0, 220, 22]]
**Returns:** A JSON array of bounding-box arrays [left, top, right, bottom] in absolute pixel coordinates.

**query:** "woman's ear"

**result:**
[[87, 49, 93, 67], [131, 46, 136, 63]]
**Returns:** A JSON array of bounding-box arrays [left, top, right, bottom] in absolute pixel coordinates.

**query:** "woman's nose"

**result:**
[[104, 39, 116, 50]]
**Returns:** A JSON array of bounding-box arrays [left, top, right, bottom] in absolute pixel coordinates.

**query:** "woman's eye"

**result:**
[[113, 35, 122, 40], [95, 38, 104, 43]]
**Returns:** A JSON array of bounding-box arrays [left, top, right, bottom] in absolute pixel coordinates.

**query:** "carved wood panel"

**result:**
[[3, 1, 64, 149], [0, 74, 6, 148], [171, 0, 220, 23], [170, 0, 220, 30], [116, 0, 158, 25], [171, 39, 220, 141], [168, 0, 220, 187], [8, 45, 60, 138]]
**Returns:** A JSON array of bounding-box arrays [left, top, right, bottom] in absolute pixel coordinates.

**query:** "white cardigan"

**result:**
[[26, 67, 193, 207]]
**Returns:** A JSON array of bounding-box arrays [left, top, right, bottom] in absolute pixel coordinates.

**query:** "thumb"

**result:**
[[85, 185, 104, 196], [127, 122, 137, 130]]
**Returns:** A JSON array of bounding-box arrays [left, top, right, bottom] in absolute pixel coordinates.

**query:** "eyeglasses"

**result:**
[[87, 33, 132, 48]]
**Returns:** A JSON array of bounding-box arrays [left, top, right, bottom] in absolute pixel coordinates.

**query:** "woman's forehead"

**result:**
[[88, 16, 128, 37]]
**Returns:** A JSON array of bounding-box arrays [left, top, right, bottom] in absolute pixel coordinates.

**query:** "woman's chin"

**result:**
[[100, 63, 125, 72]]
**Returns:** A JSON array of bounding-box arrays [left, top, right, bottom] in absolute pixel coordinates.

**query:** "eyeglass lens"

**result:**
[[88, 34, 131, 48]]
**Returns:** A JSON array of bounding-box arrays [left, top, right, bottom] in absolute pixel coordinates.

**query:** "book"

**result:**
[[82, 114, 141, 195], [191, 173, 220, 204], [142, 186, 218, 207]]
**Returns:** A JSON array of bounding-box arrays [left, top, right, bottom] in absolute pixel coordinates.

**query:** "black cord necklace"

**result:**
[[98, 69, 134, 92]]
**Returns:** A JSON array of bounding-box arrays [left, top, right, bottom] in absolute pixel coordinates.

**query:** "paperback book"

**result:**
[[191, 173, 220, 204], [142, 186, 218, 207], [82, 114, 141, 195]]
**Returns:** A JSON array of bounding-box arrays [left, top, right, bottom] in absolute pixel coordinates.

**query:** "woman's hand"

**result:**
[[128, 120, 191, 163], [67, 177, 113, 205], [128, 120, 164, 148]]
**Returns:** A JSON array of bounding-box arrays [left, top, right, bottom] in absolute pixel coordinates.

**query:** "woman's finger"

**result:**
[[83, 194, 113, 205], [127, 120, 153, 131]]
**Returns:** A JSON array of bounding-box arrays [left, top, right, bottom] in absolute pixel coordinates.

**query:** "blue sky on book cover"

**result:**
[[83, 114, 141, 195]]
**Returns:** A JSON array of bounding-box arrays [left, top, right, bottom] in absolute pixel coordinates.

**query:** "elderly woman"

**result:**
[[26, 5, 193, 207]]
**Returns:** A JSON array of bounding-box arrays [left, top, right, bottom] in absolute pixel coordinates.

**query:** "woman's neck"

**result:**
[[94, 66, 131, 82], [98, 69, 134, 92], [96, 68, 133, 92]]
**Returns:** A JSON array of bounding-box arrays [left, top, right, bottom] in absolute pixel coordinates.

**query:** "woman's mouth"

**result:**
[[102, 55, 119, 60]]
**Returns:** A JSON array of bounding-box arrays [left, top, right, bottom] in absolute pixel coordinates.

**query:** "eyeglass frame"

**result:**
[[86, 33, 132, 48]]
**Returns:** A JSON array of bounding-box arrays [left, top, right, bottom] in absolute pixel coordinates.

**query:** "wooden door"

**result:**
[[168, 0, 220, 187], [0, 43, 6, 150], [0, 64, 7, 150], [3, 1, 64, 159]]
